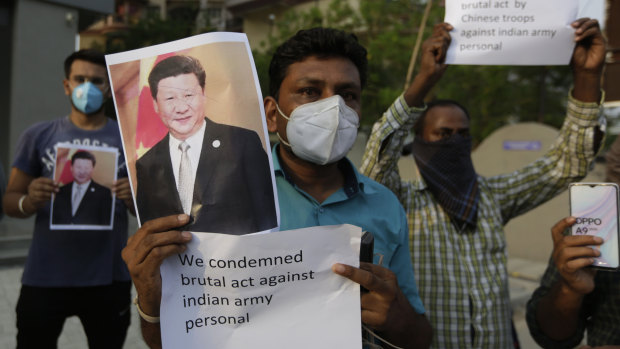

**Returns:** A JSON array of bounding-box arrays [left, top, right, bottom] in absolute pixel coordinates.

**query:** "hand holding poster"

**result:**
[[160, 224, 362, 349], [445, 0, 579, 65]]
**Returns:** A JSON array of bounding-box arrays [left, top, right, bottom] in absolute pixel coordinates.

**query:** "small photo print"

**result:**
[[50, 144, 118, 230]]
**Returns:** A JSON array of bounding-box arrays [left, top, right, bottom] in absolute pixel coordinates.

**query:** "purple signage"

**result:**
[[503, 140, 542, 151]]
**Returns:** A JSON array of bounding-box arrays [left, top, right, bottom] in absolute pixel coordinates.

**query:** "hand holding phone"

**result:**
[[569, 183, 620, 270]]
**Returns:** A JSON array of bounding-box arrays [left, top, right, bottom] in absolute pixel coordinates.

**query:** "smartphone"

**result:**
[[569, 183, 620, 269], [360, 231, 374, 263], [360, 231, 374, 293]]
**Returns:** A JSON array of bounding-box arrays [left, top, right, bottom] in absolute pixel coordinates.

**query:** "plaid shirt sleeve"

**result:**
[[360, 94, 424, 202], [605, 133, 620, 183], [486, 91, 605, 224], [525, 260, 588, 349]]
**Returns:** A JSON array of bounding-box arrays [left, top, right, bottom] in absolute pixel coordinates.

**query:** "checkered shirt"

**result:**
[[360, 92, 605, 348], [526, 258, 620, 348]]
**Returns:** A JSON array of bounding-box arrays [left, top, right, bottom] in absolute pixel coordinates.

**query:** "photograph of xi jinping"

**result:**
[[51, 148, 115, 228], [135, 55, 277, 235]]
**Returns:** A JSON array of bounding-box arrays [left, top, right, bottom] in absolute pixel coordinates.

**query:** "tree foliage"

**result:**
[[103, 0, 576, 144], [254, 0, 575, 144], [105, 7, 214, 53]]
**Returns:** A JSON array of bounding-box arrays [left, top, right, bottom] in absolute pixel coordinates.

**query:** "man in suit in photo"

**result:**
[[52, 150, 113, 225], [135, 55, 277, 235]]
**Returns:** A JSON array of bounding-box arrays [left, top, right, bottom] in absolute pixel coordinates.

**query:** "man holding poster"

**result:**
[[123, 28, 432, 349], [361, 18, 605, 348], [2, 49, 135, 348]]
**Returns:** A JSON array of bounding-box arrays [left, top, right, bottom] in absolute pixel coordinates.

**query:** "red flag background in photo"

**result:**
[[135, 52, 175, 159]]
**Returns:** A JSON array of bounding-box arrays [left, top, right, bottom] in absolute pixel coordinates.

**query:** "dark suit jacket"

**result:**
[[135, 117, 277, 234], [52, 180, 113, 226]]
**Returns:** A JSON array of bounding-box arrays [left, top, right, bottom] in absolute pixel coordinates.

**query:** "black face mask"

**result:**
[[412, 134, 479, 229]]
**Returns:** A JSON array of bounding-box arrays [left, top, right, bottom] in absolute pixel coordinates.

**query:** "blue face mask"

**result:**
[[71, 81, 104, 114]]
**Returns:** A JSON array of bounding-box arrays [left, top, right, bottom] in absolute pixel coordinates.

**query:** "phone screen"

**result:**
[[569, 183, 620, 269]]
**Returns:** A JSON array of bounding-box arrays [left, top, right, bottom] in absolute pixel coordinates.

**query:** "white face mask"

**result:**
[[276, 95, 360, 165]]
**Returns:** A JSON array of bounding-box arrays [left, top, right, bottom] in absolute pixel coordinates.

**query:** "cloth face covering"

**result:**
[[276, 95, 360, 165], [412, 134, 479, 228], [71, 81, 104, 115]]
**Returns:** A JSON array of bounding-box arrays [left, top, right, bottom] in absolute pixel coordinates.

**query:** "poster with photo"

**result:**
[[50, 144, 118, 230], [106, 32, 279, 235]]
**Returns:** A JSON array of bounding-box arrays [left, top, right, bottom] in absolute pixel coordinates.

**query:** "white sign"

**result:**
[[445, 0, 579, 65], [160, 224, 363, 349], [578, 0, 606, 30]]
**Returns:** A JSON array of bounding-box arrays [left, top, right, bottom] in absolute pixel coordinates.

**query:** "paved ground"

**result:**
[[0, 265, 148, 349], [0, 216, 148, 349], [0, 201, 564, 348], [0, 257, 552, 349]]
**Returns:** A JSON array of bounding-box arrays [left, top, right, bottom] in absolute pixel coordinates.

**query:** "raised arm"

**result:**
[[490, 19, 605, 222], [360, 23, 451, 199], [403, 22, 452, 108], [570, 18, 606, 103]]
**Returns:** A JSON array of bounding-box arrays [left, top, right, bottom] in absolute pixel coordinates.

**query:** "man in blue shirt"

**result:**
[[122, 28, 431, 349]]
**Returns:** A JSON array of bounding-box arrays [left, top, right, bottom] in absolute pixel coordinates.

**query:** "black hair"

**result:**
[[71, 150, 96, 166], [148, 55, 206, 99], [413, 99, 471, 136], [64, 49, 106, 79], [268, 27, 368, 98]]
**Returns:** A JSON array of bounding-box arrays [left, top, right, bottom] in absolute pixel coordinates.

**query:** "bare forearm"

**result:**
[[536, 281, 585, 340], [3, 192, 36, 218], [570, 18, 604, 103], [140, 319, 163, 349], [572, 72, 601, 103], [139, 292, 163, 348], [403, 73, 436, 109]]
